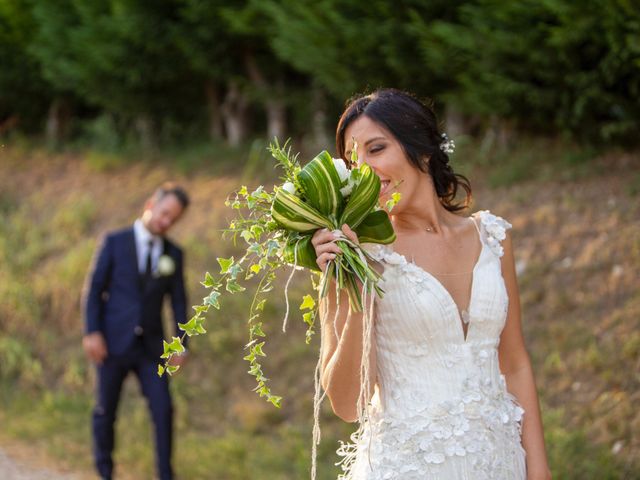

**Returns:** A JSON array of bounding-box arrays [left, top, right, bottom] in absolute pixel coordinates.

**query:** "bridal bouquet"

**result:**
[[159, 140, 398, 408]]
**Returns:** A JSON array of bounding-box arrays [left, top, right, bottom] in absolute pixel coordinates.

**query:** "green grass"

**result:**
[[453, 136, 604, 188], [0, 140, 638, 478]]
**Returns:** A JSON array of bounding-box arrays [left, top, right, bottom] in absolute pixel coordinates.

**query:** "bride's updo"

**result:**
[[336, 88, 472, 213]]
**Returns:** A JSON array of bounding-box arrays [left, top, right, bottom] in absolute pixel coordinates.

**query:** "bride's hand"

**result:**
[[311, 224, 358, 272]]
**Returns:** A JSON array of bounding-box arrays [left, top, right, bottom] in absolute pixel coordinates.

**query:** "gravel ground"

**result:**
[[0, 447, 81, 480]]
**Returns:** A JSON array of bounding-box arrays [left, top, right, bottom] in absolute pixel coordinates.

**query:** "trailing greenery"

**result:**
[[160, 140, 399, 408]]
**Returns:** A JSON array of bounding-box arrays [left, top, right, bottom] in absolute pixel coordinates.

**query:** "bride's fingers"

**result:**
[[315, 241, 342, 257], [341, 224, 359, 244], [316, 252, 337, 271], [311, 228, 336, 247]]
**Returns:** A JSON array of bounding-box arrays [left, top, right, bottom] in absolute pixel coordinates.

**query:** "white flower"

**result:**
[[340, 181, 354, 197], [332, 157, 350, 183], [281, 181, 296, 195], [157, 254, 175, 276]]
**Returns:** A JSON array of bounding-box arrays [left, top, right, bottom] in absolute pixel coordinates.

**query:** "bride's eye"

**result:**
[[370, 144, 385, 154]]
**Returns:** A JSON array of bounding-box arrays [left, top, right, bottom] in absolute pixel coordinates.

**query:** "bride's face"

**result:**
[[343, 115, 423, 211]]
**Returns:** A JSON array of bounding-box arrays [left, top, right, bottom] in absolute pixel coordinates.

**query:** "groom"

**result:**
[[83, 182, 190, 480]]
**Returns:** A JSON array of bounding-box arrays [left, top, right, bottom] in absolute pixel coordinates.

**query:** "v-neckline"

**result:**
[[388, 217, 484, 343]]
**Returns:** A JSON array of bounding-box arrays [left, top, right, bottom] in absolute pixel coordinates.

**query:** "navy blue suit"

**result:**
[[84, 227, 187, 480]]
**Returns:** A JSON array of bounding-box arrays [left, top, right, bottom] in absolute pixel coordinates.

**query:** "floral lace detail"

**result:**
[[337, 374, 525, 480], [363, 243, 398, 264], [363, 243, 432, 292], [475, 210, 512, 258]]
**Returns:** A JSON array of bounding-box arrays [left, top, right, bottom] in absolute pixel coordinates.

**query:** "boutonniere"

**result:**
[[156, 254, 175, 277]]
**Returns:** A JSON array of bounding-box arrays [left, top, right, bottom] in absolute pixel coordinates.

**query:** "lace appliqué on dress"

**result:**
[[337, 374, 525, 480], [475, 210, 512, 258]]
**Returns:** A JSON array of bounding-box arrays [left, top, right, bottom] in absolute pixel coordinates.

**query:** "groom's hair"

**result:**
[[152, 182, 190, 209]]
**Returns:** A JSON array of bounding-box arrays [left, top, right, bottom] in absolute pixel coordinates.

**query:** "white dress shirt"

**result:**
[[133, 219, 163, 275]]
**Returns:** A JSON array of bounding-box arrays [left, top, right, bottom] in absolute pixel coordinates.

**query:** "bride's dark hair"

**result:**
[[336, 88, 472, 212]]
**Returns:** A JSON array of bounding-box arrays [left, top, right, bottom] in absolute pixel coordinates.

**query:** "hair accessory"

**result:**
[[440, 132, 455, 154]]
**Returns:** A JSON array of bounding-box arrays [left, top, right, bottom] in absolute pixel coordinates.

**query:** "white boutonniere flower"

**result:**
[[156, 254, 175, 277]]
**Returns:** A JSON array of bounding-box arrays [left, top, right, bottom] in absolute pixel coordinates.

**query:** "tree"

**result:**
[[30, 0, 197, 148], [426, 0, 640, 144], [0, 0, 53, 136]]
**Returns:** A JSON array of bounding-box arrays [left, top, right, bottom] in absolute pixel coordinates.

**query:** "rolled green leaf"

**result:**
[[271, 188, 334, 232], [297, 150, 344, 219], [339, 163, 380, 229], [354, 210, 396, 245], [283, 235, 321, 272]]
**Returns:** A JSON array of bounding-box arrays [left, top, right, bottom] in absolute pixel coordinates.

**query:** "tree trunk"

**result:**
[[221, 81, 250, 146], [135, 113, 156, 152], [265, 79, 286, 141], [244, 51, 287, 140], [480, 116, 514, 153], [311, 86, 330, 150], [204, 80, 224, 141], [444, 104, 465, 138], [46, 98, 71, 146]]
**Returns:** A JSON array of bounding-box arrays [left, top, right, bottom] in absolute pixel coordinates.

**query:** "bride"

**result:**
[[312, 89, 551, 479]]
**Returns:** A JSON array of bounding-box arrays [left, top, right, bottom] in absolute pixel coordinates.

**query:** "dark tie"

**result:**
[[145, 239, 153, 278]]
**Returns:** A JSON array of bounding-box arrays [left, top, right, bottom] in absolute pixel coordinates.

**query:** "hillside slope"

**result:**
[[0, 146, 638, 479]]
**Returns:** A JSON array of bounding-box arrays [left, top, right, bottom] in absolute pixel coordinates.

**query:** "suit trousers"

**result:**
[[92, 337, 173, 480]]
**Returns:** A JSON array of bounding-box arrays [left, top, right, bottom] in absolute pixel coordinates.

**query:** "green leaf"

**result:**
[[157, 364, 165, 377], [166, 365, 180, 375], [247, 243, 262, 255], [243, 351, 255, 362], [250, 264, 261, 274], [240, 230, 253, 243], [353, 209, 396, 245], [217, 256, 234, 274], [160, 340, 172, 359], [302, 311, 314, 326], [250, 224, 264, 238], [255, 299, 267, 311], [204, 291, 220, 309], [250, 323, 266, 337], [239, 185, 248, 196], [297, 150, 343, 217], [193, 305, 209, 314], [339, 163, 381, 228], [299, 294, 316, 311], [385, 191, 402, 212], [228, 263, 243, 279], [252, 342, 266, 357], [201, 272, 215, 288], [169, 336, 185, 354], [269, 395, 282, 408], [179, 316, 206, 336], [226, 279, 246, 293]]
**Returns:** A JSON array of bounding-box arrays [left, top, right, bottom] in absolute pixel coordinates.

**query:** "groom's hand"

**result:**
[[168, 351, 189, 368], [83, 332, 108, 365]]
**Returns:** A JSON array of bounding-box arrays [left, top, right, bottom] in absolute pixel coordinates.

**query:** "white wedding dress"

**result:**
[[337, 211, 526, 480]]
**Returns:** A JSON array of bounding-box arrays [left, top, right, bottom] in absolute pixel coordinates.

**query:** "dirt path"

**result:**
[[0, 445, 84, 480]]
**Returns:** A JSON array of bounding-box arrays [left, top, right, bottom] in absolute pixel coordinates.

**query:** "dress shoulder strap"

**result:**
[[472, 210, 512, 258]]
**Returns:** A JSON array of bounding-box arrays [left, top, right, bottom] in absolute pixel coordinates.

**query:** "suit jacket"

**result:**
[[84, 227, 188, 359]]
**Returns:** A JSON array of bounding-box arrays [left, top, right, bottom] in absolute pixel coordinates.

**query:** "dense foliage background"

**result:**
[[1, 0, 639, 148]]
